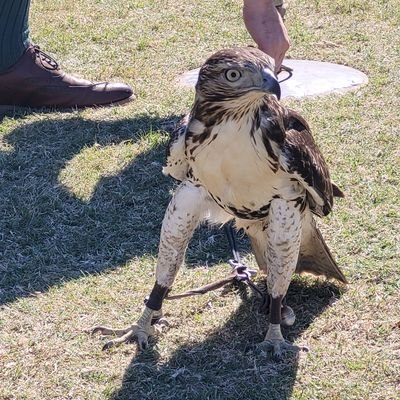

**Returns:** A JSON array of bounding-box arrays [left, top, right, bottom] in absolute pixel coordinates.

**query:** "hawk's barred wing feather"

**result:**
[[163, 115, 189, 182], [279, 111, 336, 217], [296, 210, 347, 283]]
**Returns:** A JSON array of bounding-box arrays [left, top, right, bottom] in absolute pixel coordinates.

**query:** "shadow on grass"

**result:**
[[0, 112, 243, 305], [0, 111, 344, 399], [0, 111, 339, 400], [0, 112, 184, 305], [112, 279, 343, 400]]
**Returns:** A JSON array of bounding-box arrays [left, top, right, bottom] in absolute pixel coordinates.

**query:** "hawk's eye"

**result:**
[[225, 69, 242, 82]]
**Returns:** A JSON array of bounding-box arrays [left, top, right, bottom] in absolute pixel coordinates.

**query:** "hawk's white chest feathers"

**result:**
[[187, 111, 304, 218]]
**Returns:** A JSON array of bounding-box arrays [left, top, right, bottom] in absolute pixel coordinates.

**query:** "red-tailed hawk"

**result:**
[[92, 47, 346, 359]]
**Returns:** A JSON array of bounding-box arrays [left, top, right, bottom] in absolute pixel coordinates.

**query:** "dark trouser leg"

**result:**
[[0, 0, 30, 72]]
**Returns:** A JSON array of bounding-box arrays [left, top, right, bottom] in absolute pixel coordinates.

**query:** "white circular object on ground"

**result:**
[[177, 59, 368, 99]]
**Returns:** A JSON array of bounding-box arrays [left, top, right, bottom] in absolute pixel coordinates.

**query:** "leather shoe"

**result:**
[[0, 45, 135, 110]]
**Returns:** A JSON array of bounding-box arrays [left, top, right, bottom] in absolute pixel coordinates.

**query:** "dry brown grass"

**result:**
[[0, 0, 399, 399]]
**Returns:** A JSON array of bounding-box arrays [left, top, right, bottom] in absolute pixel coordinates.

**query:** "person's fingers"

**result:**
[[242, 0, 290, 69], [275, 51, 285, 73]]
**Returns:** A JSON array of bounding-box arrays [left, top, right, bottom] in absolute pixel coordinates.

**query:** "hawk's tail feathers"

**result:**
[[332, 182, 345, 198], [296, 213, 347, 284]]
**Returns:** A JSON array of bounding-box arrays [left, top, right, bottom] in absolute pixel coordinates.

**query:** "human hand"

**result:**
[[243, 0, 290, 72]]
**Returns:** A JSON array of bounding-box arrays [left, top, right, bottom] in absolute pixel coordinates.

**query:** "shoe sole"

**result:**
[[0, 94, 136, 113]]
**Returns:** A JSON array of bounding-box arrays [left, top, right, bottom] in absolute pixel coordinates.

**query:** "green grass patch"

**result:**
[[0, 0, 399, 399]]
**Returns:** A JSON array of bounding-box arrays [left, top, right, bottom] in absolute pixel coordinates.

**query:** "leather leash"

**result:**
[[165, 224, 264, 301]]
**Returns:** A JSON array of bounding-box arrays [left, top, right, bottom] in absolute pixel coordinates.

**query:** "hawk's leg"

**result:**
[[91, 181, 207, 350], [281, 297, 296, 326], [249, 233, 295, 325], [249, 199, 305, 359], [254, 279, 295, 326]]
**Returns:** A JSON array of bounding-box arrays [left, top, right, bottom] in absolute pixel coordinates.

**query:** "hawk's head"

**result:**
[[196, 47, 281, 101]]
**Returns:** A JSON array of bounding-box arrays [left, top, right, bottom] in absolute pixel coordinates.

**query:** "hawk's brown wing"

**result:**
[[280, 111, 338, 217]]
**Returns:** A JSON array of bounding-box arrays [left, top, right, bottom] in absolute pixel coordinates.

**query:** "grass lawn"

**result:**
[[0, 0, 399, 399]]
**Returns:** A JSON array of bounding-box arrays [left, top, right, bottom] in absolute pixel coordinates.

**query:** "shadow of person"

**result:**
[[111, 278, 343, 400], [0, 113, 182, 305]]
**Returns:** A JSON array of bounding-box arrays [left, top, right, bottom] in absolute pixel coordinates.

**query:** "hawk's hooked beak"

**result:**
[[261, 68, 281, 100]]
